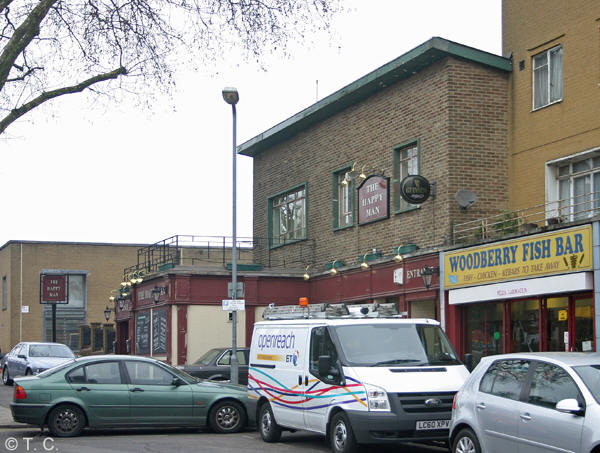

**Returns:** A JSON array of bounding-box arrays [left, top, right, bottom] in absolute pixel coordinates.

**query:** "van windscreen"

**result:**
[[333, 324, 460, 367]]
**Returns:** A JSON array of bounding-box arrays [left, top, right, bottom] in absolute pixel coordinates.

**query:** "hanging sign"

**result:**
[[358, 175, 389, 225], [400, 175, 431, 204]]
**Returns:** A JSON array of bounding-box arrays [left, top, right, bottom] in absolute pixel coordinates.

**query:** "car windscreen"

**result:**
[[333, 323, 461, 367], [193, 348, 223, 366], [29, 344, 75, 358], [574, 364, 600, 403]]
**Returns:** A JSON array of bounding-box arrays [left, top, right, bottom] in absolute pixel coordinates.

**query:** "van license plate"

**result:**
[[416, 420, 450, 430]]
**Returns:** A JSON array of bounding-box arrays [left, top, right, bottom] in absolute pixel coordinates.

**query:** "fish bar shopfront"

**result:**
[[443, 224, 597, 366]]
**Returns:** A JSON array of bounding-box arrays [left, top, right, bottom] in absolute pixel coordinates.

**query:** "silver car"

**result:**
[[450, 352, 600, 453], [2, 342, 75, 385]]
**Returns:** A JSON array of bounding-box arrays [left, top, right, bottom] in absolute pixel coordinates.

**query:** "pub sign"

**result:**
[[358, 175, 390, 225]]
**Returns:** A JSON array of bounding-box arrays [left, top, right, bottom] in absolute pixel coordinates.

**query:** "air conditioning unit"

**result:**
[[393, 268, 403, 285]]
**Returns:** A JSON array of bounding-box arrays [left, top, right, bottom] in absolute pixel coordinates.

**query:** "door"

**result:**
[[13, 344, 27, 377], [510, 299, 540, 352], [546, 297, 569, 352], [304, 326, 343, 433], [124, 360, 195, 425], [66, 361, 130, 426], [475, 359, 530, 453], [516, 361, 584, 452], [573, 297, 594, 352]]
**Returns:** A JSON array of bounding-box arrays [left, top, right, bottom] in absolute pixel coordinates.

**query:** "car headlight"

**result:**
[[364, 383, 391, 412]]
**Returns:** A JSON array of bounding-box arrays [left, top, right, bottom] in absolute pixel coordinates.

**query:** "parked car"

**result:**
[[450, 352, 600, 453], [178, 347, 249, 385], [10, 354, 248, 437], [2, 342, 75, 385]]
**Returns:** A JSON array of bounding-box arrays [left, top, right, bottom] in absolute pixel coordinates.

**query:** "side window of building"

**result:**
[[2, 276, 6, 311], [394, 141, 419, 213], [332, 167, 354, 230], [269, 184, 307, 248], [554, 155, 600, 221], [533, 45, 562, 110], [479, 359, 530, 400], [42, 273, 87, 352], [527, 362, 581, 409], [309, 327, 339, 380]]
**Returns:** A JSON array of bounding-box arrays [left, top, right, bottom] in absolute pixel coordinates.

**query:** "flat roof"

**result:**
[[238, 37, 512, 157]]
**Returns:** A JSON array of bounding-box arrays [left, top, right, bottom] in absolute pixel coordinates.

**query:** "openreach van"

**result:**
[[247, 300, 469, 453]]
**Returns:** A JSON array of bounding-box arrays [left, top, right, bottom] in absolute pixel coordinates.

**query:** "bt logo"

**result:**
[[285, 350, 300, 366]]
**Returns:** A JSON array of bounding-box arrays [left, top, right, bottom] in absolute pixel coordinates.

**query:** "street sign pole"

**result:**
[[52, 303, 57, 342]]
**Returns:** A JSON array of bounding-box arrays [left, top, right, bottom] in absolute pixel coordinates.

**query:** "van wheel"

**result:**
[[258, 403, 282, 442], [452, 428, 481, 453], [330, 412, 358, 453]]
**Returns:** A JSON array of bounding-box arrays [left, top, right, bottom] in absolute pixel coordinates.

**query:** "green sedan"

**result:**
[[10, 354, 248, 437]]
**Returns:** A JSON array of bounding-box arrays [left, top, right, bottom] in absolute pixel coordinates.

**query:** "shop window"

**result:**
[[510, 299, 540, 353], [332, 167, 354, 230], [575, 298, 594, 352], [393, 141, 419, 213], [465, 303, 503, 367], [546, 297, 569, 352], [269, 184, 307, 248], [533, 45, 562, 110]]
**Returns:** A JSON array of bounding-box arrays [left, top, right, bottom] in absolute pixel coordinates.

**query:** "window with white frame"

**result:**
[[533, 45, 562, 110], [555, 155, 600, 221], [394, 142, 419, 212], [270, 185, 307, 247], [333, 168, 353, 229]]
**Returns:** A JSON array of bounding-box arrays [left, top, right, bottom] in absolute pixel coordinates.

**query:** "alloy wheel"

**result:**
[[215, 404, 240, 430], [455, 436, 476, 453]]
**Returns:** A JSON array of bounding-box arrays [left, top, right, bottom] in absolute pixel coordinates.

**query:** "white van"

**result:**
[[247, 301, 469, 453]]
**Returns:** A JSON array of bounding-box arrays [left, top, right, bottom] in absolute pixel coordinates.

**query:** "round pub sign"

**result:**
[[400, 175, 431, 204]]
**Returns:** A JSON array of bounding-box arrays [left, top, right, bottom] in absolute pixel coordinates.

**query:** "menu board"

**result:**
[[135, 312, 150, 355], [152, 308, 167, 355]]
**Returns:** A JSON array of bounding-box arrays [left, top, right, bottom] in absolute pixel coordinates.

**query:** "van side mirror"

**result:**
[[318, 355, 332, 376], [463, 353, 473, 372]]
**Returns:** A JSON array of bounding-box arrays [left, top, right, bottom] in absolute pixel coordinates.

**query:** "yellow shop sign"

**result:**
[[444, 225, 592, 288]]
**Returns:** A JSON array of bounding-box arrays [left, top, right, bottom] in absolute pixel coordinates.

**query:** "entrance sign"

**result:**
[[358, 175, 389, 225], [40, 274, 68, 304], [400, 175, 431, 204], [444, 225, 592, 289]]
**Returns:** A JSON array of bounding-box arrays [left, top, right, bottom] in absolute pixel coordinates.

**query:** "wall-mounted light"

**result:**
[[104, 306, 112, 322], [394, 245, 404, 263], [360, 253, 370, 270], [340, 162, 384, 186], [151, 286, 161, 304], [303, 266, 311, 281], [129, 270, 144, 285], [330, 260, 339, 276], [422, 266, 440, 289]]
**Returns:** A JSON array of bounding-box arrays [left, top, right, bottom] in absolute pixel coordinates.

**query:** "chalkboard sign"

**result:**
[[152, 308, 167, 355], [135, 312, 150, 355]]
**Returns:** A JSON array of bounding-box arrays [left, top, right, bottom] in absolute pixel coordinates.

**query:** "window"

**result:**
[[533, 45, 562, 109], [555, 155, 600, 221], [527, 362, 580, 409], [332, 168, 354, 229], [480, 359, 530, 400], [269, 185, 307, 247], [125, 361, 174, 385], [217, 350, 248, 366], [309, 326, 339, 380], [394, 142, 419, 212], [2, 276, 6, 311], [67, 362, 122, 385]]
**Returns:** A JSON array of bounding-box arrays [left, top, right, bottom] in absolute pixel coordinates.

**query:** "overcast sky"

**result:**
[[0, 0, 502, 246]]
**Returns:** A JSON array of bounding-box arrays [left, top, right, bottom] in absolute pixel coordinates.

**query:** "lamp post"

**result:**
[[104, 306, 112, 322], [223, 86, 240, 385]]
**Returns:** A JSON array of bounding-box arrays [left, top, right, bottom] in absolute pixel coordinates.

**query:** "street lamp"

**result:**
[[223, 86, 240, 385], [104, 306, 112, 322], [422, 266, 439, 289]]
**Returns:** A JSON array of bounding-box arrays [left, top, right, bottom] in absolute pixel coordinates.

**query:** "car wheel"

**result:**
[[25, 368, 32, 376], [208, 400, 246, 434], [330, 412, 358, 453], [47, 404, 86, 437], [258, 402, 282, 443], [2, 366, 12, 386], [452, 428, 482, 453]]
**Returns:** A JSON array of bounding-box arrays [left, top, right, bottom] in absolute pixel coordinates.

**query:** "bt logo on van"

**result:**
[[285, 350, 300, 366]]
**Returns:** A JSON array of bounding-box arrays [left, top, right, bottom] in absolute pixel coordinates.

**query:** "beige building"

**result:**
[[0, 240, 143, 354], [503, 0, 600, 218]]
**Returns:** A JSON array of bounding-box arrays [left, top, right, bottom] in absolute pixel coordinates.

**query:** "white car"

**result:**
[[450, 352, 600, 453], [1, 342, 75, 385]]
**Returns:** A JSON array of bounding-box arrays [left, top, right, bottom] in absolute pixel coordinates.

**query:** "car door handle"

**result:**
[[476, 403, 486, 410], [130, 387, 144, 392], [76, 386, 91, 392], [520, 413, 532, 421]]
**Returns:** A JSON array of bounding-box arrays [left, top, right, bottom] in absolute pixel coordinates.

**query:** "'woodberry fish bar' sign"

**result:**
[[443, 225, 592, 289]]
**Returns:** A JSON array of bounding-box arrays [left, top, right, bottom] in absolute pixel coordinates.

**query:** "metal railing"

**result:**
[[452, 191, 600, 244]]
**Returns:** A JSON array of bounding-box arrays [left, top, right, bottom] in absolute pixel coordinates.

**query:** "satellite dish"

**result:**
[[456, 189, 477, 209]]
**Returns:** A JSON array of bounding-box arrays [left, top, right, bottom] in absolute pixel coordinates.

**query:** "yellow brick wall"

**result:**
[[503, 0, 600, 210]]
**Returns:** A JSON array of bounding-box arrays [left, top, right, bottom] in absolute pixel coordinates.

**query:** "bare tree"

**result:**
[[0, 0, 343, 135]]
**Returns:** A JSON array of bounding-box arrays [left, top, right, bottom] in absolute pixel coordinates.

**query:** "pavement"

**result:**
[[0, 403, 19, 428]]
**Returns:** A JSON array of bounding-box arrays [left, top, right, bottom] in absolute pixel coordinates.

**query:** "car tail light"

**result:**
[[14, 385, 27, 400], [452, 393, 457, 410]]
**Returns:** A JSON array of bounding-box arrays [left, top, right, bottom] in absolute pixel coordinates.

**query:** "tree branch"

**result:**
[[0, 66, 127, 134]]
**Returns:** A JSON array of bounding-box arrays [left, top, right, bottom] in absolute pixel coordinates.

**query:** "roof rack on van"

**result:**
[[262, 302, 403, 320]]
